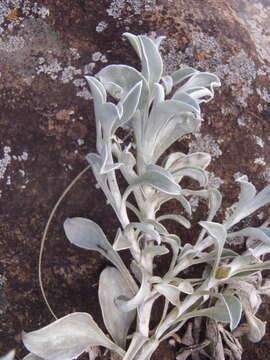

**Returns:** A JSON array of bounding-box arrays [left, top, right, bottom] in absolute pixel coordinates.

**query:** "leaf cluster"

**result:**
[[14, 33, 270, 360]]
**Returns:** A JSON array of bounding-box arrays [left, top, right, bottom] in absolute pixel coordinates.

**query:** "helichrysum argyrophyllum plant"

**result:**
[[21, 33, 270, 360]]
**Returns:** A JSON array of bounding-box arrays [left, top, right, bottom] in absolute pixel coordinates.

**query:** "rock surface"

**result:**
[[1, 0, 270, 358]]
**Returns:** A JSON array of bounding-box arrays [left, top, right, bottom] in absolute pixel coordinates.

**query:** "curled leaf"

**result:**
[[164, 152, 211, 172], [245, 312, 266, 343], [228, 227, 270, 247], [157, 214, 191, 229], [123, 165, 182, 202], [154, 283, 180, 306], [161, 75, 173, 94], [114, 81, 143, 131], [171, 67, 198, 86], [199, 221, 227, 274], [225, 177, 270, 229]]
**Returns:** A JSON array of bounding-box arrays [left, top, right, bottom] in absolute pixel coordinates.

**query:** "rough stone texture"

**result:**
[[1, 0, 270, 358]]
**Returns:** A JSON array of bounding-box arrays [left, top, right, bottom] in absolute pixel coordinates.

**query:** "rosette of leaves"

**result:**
[[22, 33, 270, 360]]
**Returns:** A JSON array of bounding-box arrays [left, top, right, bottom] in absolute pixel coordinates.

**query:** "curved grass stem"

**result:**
[[38, 164, 91, 319]]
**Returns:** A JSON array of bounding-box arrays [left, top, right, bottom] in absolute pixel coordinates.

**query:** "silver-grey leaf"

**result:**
[[142, 245, 169, 258], [99, 267, 136, 349], [164, 152, 211, 172], [199, 221, 227, 274], [161, 75, 173, 94], [22, 312, 125, 360], [178, 72, 221, 95], [63, 217, 138, 293], [171, 67, 198, 86], [217, 294, 242, 331], [116, 272, 150, 312], [23, 354, 42, 360], [185, 86, 215, 103], [123, 32, 142, 60], [0, 350, 16, 360], [172, 166, 208, 187], [138, 35, 163, 88], [97, 65, 149, 110], [114, 81, 143, 131], [225, 178, 270, 229], [122, 333, 148, 360], [154, 283, 180, 306], [228, 227, 270, 247], [245, 312, 266, 343], [113, 229, 131, 251], [157, 214, 191, 229], [151, 115, 201, 163], [122, 166, 182, 205], [172, 92, 201, 113]]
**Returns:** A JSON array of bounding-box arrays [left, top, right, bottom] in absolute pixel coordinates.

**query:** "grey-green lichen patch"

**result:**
[[206, 172, 224, 189], [0, 146, 12, 181], [0, 146, 29, 194], [160, 37, 183, 75], [0, 34, 25, 52], [69, 48, 81, 60], [188, 134, 222, 159], [254, 136, 264, 148], [96, 20, 108, 33], [92, 52, 108, 63], [36, 57, 63, 80], [257, 87, 270, 103], [0, 17, 61, 84], [106, 0, 156, 19], [237, 115, 252, 127], [34, 46, 107, 100], [0, 274, 7, 315], [216, 50, 257, 108], [61, 66, 82, 84], [254, 157, 266, 166], [189, 195, 200, 212]]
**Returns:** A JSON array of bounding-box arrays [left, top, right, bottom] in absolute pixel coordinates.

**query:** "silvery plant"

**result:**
[[8, 33, 270, 360]]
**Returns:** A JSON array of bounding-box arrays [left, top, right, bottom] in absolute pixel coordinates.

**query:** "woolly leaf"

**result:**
[[22, 313, 124, 360], [64, 217, 137, 293], [0, 351, 16, 360], [199, 221, 227, 273], [23, 354, 42, 360], [123, 166, 182, 205], [114, 81, 143, 130], [154, 283, 180, 306], [99, 267, 135, 349], [172, 92, 200, 113], [178, 72, 221, 95], [245, 312, 266, 343], [157, 214, 191, 229], [228, 227, 270, 247], [171, 67, 198, 86], [139, 35, 164, 88], [97, 65, 149, 110], [123, 32, 142, 59]]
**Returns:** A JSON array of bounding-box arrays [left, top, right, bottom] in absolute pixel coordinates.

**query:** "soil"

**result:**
[[1, 0, 270, 359]]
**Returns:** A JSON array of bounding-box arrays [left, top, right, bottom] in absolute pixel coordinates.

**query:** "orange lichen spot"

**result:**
[[6, 8, 18, 21], [194, 51, 205, 61]]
